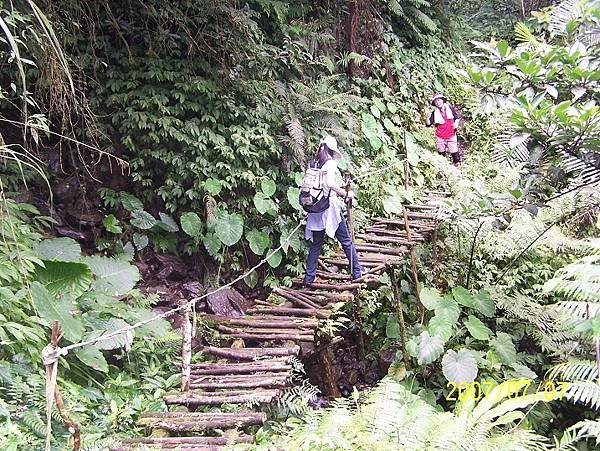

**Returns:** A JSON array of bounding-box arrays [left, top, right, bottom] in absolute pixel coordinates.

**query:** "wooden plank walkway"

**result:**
[[112, 192, 446, 450]]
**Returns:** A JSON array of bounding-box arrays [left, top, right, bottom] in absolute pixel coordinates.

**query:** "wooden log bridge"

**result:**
[[112, 194, 446, 450]]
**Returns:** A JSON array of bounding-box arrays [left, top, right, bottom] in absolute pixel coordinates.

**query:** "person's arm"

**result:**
[[324, 162, 353, 199], [451, 105, 461, 129], [426, 111, 434, 127]]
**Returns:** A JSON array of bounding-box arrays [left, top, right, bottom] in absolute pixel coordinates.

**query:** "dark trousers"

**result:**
[[304, 216, 362, 282]]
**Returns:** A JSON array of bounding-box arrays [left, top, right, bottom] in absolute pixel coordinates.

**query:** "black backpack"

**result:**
[[298, 159, 330, 213]]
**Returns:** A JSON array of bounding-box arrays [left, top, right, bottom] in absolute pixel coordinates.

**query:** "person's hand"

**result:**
[[345, 190, 355, 200]]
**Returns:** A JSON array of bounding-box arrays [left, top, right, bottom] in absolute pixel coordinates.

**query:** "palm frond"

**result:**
[[549, 0, 586, 36]]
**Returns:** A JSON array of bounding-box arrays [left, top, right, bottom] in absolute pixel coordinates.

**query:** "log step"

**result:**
[[221, 331, 315, 342], [247, 306, 331, 319], [113, 446, 222, 450], [113, 434, 253, 450], [139, 411, 266, 431], [292, 280, 364, 291], [164, 389, 280, 406], [190, 373, 292, 389], [203, 314, 319, 329], [189, 360, 292, 375], [202, 346, 300, 361]]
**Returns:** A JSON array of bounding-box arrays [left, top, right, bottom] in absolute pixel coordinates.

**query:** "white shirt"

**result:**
[[305, 159, 344, 240]]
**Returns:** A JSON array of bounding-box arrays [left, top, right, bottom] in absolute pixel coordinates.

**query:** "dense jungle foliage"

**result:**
[[0, 0, 599, 449]]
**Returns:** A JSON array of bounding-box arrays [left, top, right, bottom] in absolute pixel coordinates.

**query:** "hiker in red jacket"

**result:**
[[426, 93, 462, 166]]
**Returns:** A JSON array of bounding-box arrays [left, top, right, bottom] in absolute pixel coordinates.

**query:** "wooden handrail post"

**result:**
[[388, 268, 411, 369], [181, 302, 192, 392]]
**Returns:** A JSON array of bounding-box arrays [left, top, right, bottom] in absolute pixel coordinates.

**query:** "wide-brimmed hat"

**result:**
[[320, 136, 342, 160], [431, 93, 447, 105]]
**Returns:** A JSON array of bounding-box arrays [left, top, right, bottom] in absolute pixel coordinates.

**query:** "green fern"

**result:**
[[258, 378, 553, 450]]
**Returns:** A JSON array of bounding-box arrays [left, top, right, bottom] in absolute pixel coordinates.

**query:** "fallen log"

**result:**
[[202, 346, 299, 360], [163, 390, 279, 406]]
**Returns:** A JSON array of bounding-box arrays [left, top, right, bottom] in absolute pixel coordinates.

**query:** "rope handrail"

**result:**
[[52, 222, 304, 356]]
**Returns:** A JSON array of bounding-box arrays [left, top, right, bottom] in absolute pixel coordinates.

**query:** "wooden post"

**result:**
[[181, 303, 192, 392], [345, 175, 365, 357], [388, 268, 411, 369], [402, 160, 424, 322], [403, 206, 424, 323], [47, 322, 81, 451], [319, 344, 341, 398]]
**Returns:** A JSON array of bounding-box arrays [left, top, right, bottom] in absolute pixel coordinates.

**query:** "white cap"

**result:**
[[320, 136, 342, 159]]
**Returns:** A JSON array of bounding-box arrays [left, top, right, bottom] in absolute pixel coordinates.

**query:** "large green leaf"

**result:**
[[133, 233, 149, 250], [204, 178, 222, 195], [428, 315, 453, 342], [85, 256, 140, 296], [491, 332, 517, 365], [203, 233, 222, 257], [472, 289, 495, 317], [261, 178, 276, 197], [181, 212, 202, 237], [35, 261, 93, 298], [442, 349, 478, 383], [382, 196, 403, 214], [417, 331, 445, 365], [280, 227, 302, 254], [452, 286, 473, 308], [244, 271, 258, 288], [253, 192, 277, 215], [130, 309, 171, 337], [215, 213, 244, 247], [102, 215, 123, 234], [120, 193, 143, 212], [130, 210, 156, 230], [434, 296, 460, 323], [246, 229, 270, 255], [158, 212, 179, 232], [267, 250, 283, 268], [287, 187, 302, 211], [421, 287, 442, 310], [386, 315, 400, 339], [464, 315, 492, 340], [31, 282, 84, 342], [83, 317, 132, 350], [75, 347, 108, 373], [35, 237, 81, 262]]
